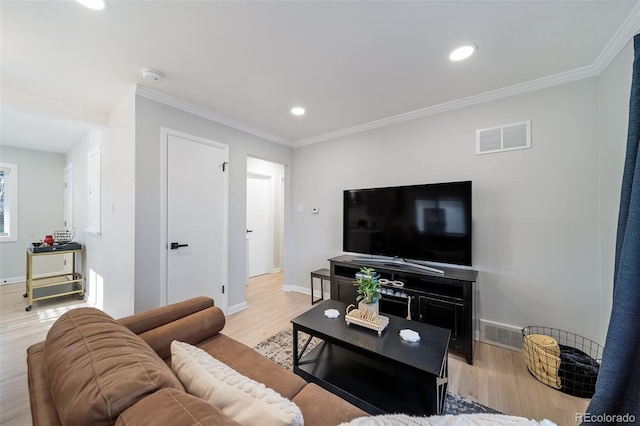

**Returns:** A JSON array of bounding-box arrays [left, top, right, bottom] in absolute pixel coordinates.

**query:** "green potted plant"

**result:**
[[353, 267, 381, 316]]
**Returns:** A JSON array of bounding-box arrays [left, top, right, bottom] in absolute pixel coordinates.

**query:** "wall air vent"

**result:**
[[479, 319, 523, 352], [476, 121, 531, 155]]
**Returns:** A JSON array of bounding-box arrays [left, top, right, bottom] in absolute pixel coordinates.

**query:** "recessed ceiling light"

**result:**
[[75, 0, 106, 10], [449, 45, 477, 61], [291, 107, 305, 116]]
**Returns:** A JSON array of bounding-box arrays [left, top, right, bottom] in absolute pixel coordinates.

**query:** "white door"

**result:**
[[63, 166, 73, 274], [166, 133, 228, 307], [247, 176, 270, 277]]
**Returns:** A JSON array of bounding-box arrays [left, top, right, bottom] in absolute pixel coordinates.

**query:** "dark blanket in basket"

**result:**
[[559, 345, 600, 398]]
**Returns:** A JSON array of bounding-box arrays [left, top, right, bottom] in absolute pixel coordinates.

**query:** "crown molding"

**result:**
[[294, 3, 640, 148], [135, 3, 640, 151], [593, 0, 640, 74], [293, 64, 599, 148], [135, 85, 293, 147]]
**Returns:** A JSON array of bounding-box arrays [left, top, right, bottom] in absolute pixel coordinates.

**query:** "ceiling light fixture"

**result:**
[[142, 68, 163, 82], [74, 0, 106, 10], [449, 45, 477, 61], [291, 107, 305, 116]]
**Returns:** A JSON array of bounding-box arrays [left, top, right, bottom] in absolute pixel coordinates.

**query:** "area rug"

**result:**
[[254, 328, 501, 415]]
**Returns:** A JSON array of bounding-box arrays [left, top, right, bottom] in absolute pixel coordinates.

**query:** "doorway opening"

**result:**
[[246, 157, 285, 283]]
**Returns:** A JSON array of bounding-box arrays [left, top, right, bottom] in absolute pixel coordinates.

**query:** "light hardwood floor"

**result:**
[[0, 282, 87, 426], [226, 273, 589, 426], [0, 272, 588, 426]]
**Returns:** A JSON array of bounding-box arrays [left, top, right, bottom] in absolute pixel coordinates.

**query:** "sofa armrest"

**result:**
[[119, 297, 225, 358], [27, 342, 62, 426], [118, 296, 215, 335], [142, 306, 226, 359]]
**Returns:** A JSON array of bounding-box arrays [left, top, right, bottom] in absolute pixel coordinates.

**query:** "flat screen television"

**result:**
[[343, 181, 472, 267]]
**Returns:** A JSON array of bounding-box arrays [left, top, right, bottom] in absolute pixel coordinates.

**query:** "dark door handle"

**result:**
[[246, 229, 253, 233], [170, 242, 189, 250]]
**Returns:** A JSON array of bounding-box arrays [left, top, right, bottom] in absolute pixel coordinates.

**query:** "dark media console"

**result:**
[[329, 254, 478, 364]]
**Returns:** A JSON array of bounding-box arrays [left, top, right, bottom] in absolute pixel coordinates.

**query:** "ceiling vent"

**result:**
[[476, 121, 531, 155]]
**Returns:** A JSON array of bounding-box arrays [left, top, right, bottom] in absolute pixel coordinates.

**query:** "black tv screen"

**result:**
[[343, 181, 472, 266]]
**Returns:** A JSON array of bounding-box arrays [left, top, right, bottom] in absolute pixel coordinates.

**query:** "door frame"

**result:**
[[279, 175, 285, 273], [64, 164, 74, 229], [159, 127, 229, 312], [246, 172, 273, 278], [64, 164, 74, 274]]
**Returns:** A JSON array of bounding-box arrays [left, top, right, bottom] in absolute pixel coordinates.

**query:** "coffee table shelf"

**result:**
[[292, 300, 450, 416]]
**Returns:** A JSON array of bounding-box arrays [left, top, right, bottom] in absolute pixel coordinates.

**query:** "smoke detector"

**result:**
[[142, 68, 163, 82]]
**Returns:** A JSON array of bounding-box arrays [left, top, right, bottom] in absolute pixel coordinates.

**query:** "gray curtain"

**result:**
[[585, 34, 640, 424]]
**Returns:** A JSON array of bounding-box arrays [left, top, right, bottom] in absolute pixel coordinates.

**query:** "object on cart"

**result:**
[[53, 230, 73, 244], [31, 241, 82, 253]]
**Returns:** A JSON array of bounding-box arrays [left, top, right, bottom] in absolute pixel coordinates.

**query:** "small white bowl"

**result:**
[[399, 329, 420, 342], [324, 309, 340, 318]]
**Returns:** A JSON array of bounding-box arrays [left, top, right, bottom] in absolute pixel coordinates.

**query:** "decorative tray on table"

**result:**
[[30, 242, 82, 253], [345, 304, 389, 336]]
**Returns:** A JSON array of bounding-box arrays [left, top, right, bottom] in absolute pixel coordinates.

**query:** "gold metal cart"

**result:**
[[23, 245, 85, 312]]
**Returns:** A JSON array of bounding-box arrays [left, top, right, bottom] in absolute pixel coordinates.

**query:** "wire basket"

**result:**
[[53, 230, 72, 244], [522, 326, 603, 398]]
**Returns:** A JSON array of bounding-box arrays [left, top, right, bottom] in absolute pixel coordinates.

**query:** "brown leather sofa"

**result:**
[[26, 296, 367, 426]]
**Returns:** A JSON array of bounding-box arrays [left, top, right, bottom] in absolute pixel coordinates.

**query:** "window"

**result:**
[[0, 163, 18, 242], [87, 147, 101, 234]]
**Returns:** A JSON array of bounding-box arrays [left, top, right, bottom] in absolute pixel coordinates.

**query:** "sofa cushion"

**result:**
[[292, 383, 368, 426], [43, 307, 184, 426], [115, 388, 241, 426], [171, 340, 303, 426], [197, 333, 307, 399]]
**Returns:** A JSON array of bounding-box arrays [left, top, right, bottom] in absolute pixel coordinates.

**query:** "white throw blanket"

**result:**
[[339, 413, 557, 426]]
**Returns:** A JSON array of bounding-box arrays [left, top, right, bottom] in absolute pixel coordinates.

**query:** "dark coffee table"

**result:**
[[291, 300, 450, 416]]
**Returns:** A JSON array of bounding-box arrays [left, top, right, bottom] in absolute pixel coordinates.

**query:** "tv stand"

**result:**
[[352, 256, 445, 275], [330, 254, 478, 364]]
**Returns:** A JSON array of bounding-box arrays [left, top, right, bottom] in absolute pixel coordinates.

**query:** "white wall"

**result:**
[[247, 156, 285, 273], [134, 95, 293, 314], [66, 128, 102, 305], [290, 74, 628, 343], [597, 40, 633, 343], [101, 90, 136, 317], [65, 90, 136, 318], [0, 146, 65, 281]]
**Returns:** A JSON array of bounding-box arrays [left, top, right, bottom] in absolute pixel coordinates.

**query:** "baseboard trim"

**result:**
[[1, 270, 68, 286], [227, 301, 248, 315], [289, 285, 330, 300]]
